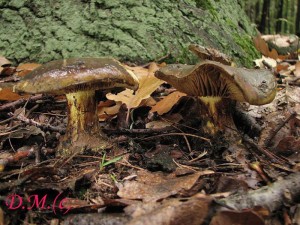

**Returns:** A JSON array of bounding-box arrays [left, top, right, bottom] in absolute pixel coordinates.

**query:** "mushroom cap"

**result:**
[[15, 58, 139, 95], [155, 60, 277, 105]]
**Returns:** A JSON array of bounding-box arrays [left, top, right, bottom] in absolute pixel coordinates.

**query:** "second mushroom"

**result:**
[[155, 60, 277, 135]]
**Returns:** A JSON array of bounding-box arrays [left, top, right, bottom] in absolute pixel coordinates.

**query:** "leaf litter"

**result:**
[[0, 40, 300, 225]]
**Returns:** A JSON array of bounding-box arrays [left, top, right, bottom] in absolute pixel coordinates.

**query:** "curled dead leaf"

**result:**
[[150, 91, 186, 115], [107, 63, 163, 110], [253, 35, 279, 59]]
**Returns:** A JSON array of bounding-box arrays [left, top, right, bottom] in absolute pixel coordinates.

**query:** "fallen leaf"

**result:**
[[150, 91, 187, 115], [0, 56, 11, 67], [274, 136, 300, 156], [214, 176, 249, 193], [107, 63, 163, 110], [294, 61, 300, 77], [97, 101, 122, 121], [118, 170, 214, 202], [262, 34, 298, 48], [126, 197, 211, 225], [0, 87, 26, 101], [124, 65, 149, 80], [276, 62, 290, 72], [16, 63, 41, 77], [98, 99, 116, 107], [145, 120, 173, 129], [210, 210, 265, 225], [145, 114, 182, 129], [254, 56, 277, 69], [0, 67, 16, 77], [140, 96, 157, 107], [253, 35, 279, 59]]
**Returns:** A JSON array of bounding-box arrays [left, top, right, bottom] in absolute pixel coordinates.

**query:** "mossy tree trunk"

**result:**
[[0, 0, 259, 67]]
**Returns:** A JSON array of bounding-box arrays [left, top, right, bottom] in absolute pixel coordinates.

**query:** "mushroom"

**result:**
[[15, 57, 139, 155], [155, 60, 276, 134]]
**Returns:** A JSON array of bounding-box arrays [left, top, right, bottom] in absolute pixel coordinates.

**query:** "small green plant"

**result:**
[[99, 153, 122, 171], [110, 174, 118, 183]]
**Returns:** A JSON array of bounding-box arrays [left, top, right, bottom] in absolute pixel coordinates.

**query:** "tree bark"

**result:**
[[259, 0, 271, 33], [276, 0, 284, 33], [0, 0, 259, 67], [296, 0, 300, 35], [283, 0, 290, 33], [221, 172, 300, 212]]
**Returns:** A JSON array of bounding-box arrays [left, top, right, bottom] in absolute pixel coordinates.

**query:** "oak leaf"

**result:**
[[106, 63, 163, 110], [150, 91, 186, 115]]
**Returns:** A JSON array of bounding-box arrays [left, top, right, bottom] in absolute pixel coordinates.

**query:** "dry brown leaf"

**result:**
[[276, 62, 290, 72], [146, 114, 183, 129], [0, 87, 26, 101], [97, 99, 115, 108], [151, 91, 187, 115], [294, 61, 300, 77], [16, 63, 41, 77], [97, 101, 122, 121], [107, 63, 163, 110], [118, 170, 214, 202], [124, 65, 149, 80], [145, 120, 173, 129], [0, 56, 12, 74], [0, 56, 11, 67], [127, 198, 211, 225], [254, 56, 277, 69], [253, 35, 279, 59], [210, 210, 265, 225], [262, 34, 298, 48], [140, 96, 157, 107]]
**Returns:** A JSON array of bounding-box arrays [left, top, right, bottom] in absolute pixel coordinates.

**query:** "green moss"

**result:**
[[0, 0, 258, 67], [232, 34, 259, 67], [193, 0, 218, 19]]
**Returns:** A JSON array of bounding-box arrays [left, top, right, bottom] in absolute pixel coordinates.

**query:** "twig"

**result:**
[[0, 75, 20, 83], [0, 146, 35, 171], [8, 112, 65, 134], [0, 94, 46, 111], [219, 172, 300, 212], [171, 125, 192, 152], [103, 126, 174, 135], [243, 135, 291, 165], [263, 111, 297, 147], [138, 133, 211, 144]]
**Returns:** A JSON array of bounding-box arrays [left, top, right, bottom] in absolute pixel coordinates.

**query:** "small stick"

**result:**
[[138, 132, 211, 144], [8, 112, 65, 134], [0, 146, 35, 171], [104, 126, 174, 135], [263, 111, 297, 147], [0, 75, 20, 83], [243, 135, 290, 165], [0, 94, 45, 111], [173, 127, 192, 153]]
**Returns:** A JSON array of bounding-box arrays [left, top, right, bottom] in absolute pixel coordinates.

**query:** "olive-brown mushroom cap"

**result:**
[[15, 58, 139, 95], [155, 60, 277, 105]]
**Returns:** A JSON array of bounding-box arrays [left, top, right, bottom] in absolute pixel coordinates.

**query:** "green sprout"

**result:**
[[99, 152, 122, 171]]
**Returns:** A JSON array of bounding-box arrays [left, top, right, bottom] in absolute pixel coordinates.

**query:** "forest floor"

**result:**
[[0, 34, 300, 225]]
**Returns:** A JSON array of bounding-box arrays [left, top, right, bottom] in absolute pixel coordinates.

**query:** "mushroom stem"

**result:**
[[57, 90, 109, 155], [66, 90, 100, 139], [198, 97, 237, 136]]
